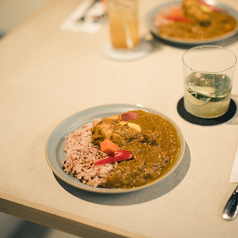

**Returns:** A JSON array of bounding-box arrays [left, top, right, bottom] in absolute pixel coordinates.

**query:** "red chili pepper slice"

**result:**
[[164, 15, 193, 23], [120, 112, 138, 121], [94, 150, 133, 166]]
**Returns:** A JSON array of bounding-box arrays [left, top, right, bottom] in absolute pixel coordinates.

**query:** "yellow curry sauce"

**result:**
[[160, 11, 237, 40], [155, 0, 237, 40], [91, 110, 181, 189]]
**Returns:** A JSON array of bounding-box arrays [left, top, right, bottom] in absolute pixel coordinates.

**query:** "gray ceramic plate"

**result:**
[[146, 0, 238, 45], [45, 104, 185, 194]]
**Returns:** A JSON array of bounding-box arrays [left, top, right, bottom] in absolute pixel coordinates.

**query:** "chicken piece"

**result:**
[[182, 0, 211, 25], [91, 117, 138, 148], [91, 116, 159, 148]]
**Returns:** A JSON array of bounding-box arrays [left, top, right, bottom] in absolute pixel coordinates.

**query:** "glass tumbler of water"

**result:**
[[182, 45, 237, 118]]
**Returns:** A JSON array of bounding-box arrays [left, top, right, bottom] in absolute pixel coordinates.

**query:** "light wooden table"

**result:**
[[1, 0, 238, 237]]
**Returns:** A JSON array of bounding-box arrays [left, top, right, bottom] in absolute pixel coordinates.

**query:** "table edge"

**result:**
[[0, 192, 144, 238]]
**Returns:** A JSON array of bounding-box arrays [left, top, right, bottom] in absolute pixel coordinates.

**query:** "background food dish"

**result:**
[[45, 104, 185, 194], [146, 0, 238, 45]]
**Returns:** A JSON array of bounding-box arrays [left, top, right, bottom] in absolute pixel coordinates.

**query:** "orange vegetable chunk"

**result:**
[[171, 8, 184, 18], [100, 139, 119, 155]]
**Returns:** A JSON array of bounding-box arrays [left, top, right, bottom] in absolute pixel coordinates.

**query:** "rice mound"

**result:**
[[62, 118, 117, 187]]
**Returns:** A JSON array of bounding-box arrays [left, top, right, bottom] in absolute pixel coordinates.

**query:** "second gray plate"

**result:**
[[146, 0, 238, 45]]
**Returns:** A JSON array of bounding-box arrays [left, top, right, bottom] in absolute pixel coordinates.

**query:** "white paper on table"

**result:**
[[229, 147, 238, 183], [60, 0, 105, 34]]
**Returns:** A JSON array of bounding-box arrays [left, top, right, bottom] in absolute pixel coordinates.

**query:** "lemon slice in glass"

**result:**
[[185, 86, 215, 106]]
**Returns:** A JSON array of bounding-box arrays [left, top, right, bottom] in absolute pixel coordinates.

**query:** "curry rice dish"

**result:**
[[153, 0, 237, 40], [62, 110, 181, 189]]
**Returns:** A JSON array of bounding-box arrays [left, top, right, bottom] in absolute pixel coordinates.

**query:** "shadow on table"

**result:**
[[55, 142, 191, 206]]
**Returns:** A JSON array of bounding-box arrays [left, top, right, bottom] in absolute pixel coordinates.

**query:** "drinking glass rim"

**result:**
[[182, 45, 237, 74]]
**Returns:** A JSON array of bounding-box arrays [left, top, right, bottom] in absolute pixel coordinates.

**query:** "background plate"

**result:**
[[45, 104, 185, 194], [146, 0, 238, 46]]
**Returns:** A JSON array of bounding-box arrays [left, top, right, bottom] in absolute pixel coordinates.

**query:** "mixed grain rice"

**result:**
[[62, 118, 117, 187]]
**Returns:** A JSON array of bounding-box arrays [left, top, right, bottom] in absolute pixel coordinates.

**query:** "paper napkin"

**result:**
[[229, 147, 238, 183], [60, 0, 106, 34]]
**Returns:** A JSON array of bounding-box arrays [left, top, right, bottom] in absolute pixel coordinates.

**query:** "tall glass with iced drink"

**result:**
[[183, 45, 237, 118], [107, 0, 139, 49]]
